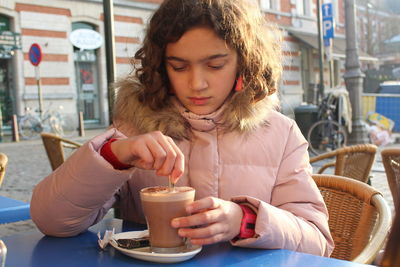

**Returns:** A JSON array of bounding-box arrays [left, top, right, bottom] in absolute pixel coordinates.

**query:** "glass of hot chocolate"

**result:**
[[140, 186, 195, 253]]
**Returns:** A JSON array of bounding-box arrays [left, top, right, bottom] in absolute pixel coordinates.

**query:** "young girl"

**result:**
[[31, 0, 334, 256]]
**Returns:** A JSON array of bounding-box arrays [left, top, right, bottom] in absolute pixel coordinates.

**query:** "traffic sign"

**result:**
[[28, 43, 42, 66], [322, 3, 334, 41]]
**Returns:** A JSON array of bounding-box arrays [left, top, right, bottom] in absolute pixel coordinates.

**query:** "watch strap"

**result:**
[[238, 204, 256, 239]]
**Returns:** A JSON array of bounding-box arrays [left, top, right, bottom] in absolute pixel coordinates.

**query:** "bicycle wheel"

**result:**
[[307, 120, 348, 156], [19, 115, 42, 140]]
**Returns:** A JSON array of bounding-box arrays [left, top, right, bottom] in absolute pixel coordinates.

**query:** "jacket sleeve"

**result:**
[[231, 121, 334, 257], [30, 128, 135, 237]]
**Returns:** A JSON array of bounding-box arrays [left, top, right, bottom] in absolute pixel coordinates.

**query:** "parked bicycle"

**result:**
[[307, 93, 348, 156], [18, 105, 75, 140]]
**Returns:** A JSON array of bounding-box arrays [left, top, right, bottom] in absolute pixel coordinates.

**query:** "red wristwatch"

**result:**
[[238, 204, 256, 239]]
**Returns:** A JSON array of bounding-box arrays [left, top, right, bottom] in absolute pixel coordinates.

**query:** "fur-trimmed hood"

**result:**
[[113, 83, 280, 140]]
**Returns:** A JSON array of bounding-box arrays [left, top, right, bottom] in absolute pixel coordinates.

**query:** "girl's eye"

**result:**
[[170, 65, 187, 72], [208, 60, 226, 70], [209, 65, 224, 70]]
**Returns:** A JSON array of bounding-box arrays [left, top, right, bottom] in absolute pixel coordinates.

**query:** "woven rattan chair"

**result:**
[[313, 174, 392, 264], [40, 132, 82, 171], [380, 192, 400, 267], [0, 153, 8, 187], [310, 144, 377, 183], [381, 147, 400, 211]]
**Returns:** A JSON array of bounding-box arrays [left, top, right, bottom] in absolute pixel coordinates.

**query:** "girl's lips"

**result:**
[[188, 97, 211, 105]]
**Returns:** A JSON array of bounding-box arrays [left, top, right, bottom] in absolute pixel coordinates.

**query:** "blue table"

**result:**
[[1, 218, 375, 267], [0, 196, 30, 224]]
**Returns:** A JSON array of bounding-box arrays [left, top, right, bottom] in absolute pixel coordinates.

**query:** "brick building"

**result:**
[[0, 0, 376, 131]]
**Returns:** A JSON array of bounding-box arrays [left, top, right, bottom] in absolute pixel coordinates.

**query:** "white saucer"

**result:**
[[110, 231, 202, 264]]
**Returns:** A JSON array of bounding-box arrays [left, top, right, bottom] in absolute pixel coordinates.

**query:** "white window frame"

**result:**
[[260, 0, 272, 10], [260, 0, 280, 11], [296, 0, 311, 16]]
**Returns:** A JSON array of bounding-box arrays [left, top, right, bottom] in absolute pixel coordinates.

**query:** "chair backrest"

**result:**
[[310, 144, 377, 183], [313, 174, 391, 264], [381, 147, 400, 211], [0, 153, 8, 187], [40, 132, 82, 171], [380, 192, 400, 267]]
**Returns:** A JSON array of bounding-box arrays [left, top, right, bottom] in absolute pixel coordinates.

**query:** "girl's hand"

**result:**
[[110, 131, 184, 182], [171, 197, 243, 245]]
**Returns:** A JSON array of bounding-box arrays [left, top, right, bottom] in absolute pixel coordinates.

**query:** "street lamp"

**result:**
[[343, 0, 369, 144], [316, 0, 325, 103]]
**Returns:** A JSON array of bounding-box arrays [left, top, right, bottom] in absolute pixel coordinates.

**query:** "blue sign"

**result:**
[[28, 43, 42, 66], [322, 3, 334, 41]]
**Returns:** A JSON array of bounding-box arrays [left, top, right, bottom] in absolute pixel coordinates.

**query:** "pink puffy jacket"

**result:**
[[31, 110, 334, 256]]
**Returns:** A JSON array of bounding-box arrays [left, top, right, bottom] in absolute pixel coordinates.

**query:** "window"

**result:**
[[260, 0, 273, 10], [0, 15, 10, 31], [260, 0, 280, 11], [297, 0, 311, 16]]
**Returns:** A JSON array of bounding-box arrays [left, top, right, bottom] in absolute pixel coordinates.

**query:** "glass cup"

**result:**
[[0, 240, 6, 267], [140, 186, 195, 253]]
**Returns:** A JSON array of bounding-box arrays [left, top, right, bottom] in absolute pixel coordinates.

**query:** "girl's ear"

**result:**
[[234, 76, 243, 92]]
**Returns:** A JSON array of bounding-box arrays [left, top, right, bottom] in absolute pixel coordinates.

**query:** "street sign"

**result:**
[[322, 3, 334, 41], [28, 43, 42, 66]]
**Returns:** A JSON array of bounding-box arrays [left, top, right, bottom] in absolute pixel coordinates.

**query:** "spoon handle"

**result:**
[[168, 175, 175, 191]]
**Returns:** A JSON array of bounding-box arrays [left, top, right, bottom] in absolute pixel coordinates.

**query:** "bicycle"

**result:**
[[307, 93, 348, 156], [18, 105, 75, 140]]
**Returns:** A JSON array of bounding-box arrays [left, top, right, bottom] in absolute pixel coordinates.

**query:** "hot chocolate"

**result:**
[[140, 186, 195, 253]]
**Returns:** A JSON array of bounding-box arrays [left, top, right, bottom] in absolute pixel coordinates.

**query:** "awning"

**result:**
[[288, 30, 377, 62]]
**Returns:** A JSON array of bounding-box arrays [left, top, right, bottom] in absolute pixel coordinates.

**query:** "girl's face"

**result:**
[[165, 26, 238, 115]]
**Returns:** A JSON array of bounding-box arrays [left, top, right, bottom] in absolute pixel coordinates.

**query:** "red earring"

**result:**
[[234, 76, 243, 92]]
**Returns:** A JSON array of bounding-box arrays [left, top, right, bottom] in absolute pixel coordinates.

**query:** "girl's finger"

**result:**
[[172, 207, 221, 228], [178, 220, 224, 239], [153, 135, 177, 176], [187, 197, 220, 214]]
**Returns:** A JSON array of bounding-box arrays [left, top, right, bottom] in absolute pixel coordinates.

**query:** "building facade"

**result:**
[[0, 0, 158, 130], [0, 0, 375, 131], [355, 0, 400, 92]]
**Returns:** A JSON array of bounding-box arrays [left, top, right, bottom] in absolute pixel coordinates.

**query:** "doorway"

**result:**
[[72, 22, 101, 125], [0, 59, 13, 128], [74, 51, 100, 123]]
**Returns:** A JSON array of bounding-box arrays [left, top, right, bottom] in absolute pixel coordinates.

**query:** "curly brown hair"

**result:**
[[129, 0, 282, 111]]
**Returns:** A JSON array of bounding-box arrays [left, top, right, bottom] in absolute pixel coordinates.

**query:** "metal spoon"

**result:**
[[168, 175, 175, 192]]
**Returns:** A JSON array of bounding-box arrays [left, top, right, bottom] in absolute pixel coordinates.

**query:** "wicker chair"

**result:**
[[381, 147, 400, 211], [310, 144, 377, 183], [40, 132, 82, 171], [0, 153, 8, 187], [313, 174, 392, 264], [380, 191, 400, 267]]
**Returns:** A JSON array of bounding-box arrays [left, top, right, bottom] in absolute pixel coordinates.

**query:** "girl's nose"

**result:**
[[189, 69, 207, 91]]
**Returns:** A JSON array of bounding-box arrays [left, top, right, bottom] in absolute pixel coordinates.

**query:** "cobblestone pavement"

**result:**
[[0, 129, 397, 238]]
